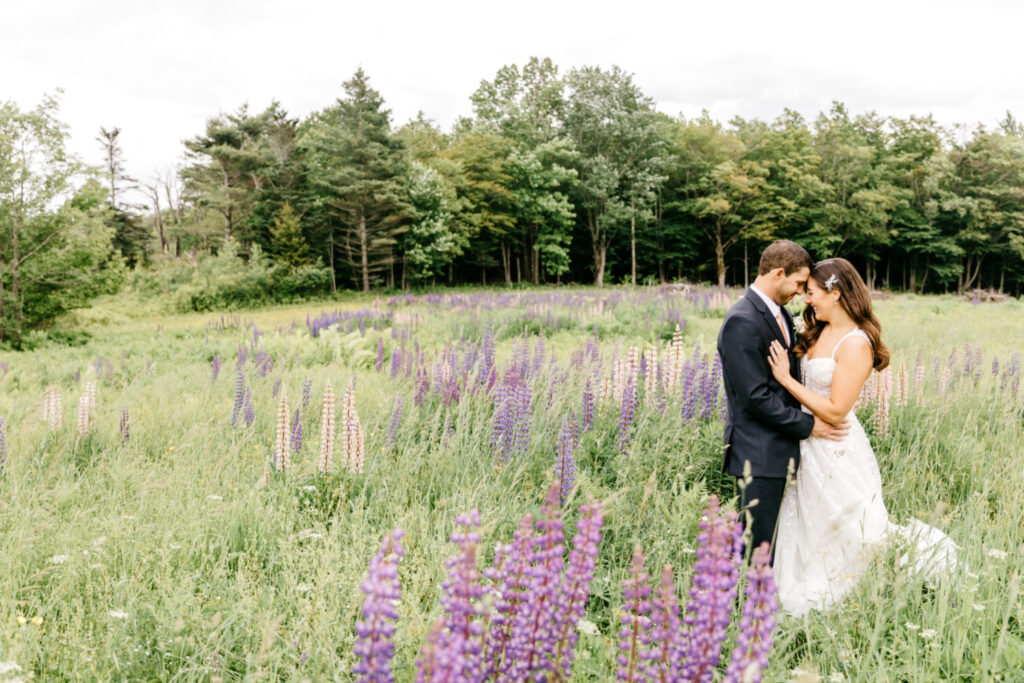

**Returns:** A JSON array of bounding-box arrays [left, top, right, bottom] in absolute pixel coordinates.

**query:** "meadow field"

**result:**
[[0, 286, 1022, 682]]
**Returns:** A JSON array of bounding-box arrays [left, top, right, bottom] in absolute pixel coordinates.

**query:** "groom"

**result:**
[[717, 240, 847, 561]]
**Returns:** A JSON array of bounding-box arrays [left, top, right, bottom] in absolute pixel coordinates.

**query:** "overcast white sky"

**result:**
[[5, 0, 1023, 195]]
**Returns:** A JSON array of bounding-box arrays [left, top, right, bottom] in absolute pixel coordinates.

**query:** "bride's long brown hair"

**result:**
[[793, 258, 890, 370]]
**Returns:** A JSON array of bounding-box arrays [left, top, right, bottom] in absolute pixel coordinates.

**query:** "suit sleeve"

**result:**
[[719, 315, 815, 439]]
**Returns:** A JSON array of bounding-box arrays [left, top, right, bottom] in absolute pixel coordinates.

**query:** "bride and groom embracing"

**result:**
[[717, 240, 958, 617]]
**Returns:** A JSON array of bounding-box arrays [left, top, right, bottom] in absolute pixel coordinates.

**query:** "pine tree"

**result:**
[[269, 201, 309, 268], [301, 69, 411, 291]]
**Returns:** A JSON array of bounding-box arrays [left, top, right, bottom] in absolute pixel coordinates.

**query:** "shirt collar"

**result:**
[[750, 284, 782, 318]]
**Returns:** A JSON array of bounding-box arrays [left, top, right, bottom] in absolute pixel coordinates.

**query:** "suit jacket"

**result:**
[[717, 288, 815, 478]]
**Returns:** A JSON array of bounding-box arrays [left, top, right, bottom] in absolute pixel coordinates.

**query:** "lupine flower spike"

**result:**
[[274, 395, 291, 472], [319, 384, 335, 474], [724, 542, 779, 683], [353, 529, 405, 683]]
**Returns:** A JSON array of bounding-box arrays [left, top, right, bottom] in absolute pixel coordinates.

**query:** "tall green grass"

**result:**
[[0, 289, 1021, 681]]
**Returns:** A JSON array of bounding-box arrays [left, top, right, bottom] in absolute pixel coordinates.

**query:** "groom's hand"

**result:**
[[812, 416, 849, 441]]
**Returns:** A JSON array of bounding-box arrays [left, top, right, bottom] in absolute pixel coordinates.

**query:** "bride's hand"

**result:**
[[767, 340, 791, 385]]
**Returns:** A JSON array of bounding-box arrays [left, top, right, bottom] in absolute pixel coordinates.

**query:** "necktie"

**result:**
[[775, 311, 789, 346]]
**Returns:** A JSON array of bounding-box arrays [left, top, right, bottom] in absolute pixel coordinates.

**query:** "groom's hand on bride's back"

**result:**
[[812, 416, 850, 441]]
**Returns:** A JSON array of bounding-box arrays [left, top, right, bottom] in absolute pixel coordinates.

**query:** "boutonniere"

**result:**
[[792, 317, 806, 335]]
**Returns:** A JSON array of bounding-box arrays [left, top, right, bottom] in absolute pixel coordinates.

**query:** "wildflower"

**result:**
[[555, 415, 577, 506], [231, 371, 246, 426], [920, 629, 937, 639], [724, 543, 779, 683], [108, 610, 129, 619], [291, 408, 303, 454], [551, 499, 604, 679], [319, 384, 336, 474], [43, 385, 63, 430], [31, 616, 43, 626], [973, 603, 985, 612], [342, 383, 365, 474], [682, 494, 743, 682], [17, 615, 27, 625], [385, 394, 402, 453], [905, 622, 920, 631], [275, 395, 291, 472], [49, 554, 68, 564], [120, 407, 130, 444], [617, 546, 652, 682], [986, 548, 1007, 560], [211, 355, 220, 382]]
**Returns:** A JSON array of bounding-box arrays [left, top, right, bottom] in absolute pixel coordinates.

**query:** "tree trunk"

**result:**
[[715, 237, 726, 288], [630, 213, 636, 287], [594, 245, 606, 287], [532, 241, 539, 285], [500, 242, 512, 286], [359, 209, 370, 292], [743, 241, 750, 289], [516, 256, 521, 284], [328, 223, 337, 293]]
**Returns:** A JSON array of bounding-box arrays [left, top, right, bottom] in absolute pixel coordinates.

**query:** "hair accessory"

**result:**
[[824, 274, 838, 292]]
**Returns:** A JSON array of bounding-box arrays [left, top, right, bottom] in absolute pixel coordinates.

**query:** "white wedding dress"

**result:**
[[775, 329, 958, 617]]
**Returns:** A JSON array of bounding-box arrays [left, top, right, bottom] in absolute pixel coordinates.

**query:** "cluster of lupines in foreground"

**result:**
[[352, 487, 779, 682]]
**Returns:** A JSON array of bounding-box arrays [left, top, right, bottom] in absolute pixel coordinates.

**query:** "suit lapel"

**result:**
[[745, 289, 787, 347]]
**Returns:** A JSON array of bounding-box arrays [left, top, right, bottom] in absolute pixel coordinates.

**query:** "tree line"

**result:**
[[3, 59, 1024, 342]]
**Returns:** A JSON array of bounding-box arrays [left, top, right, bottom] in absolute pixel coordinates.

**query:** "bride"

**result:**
[[766, 257, 958, 617]]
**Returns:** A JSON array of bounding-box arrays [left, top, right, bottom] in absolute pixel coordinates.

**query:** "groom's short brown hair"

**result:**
[[758, 240, 813, 275]]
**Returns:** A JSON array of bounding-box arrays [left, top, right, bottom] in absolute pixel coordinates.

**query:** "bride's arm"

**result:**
[[767, 338, 874, 424]]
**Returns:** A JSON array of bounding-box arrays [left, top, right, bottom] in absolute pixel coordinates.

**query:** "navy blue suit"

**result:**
[[717, 288, 815, 558]]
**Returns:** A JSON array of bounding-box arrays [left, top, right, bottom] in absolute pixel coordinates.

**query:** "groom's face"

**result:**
[[772, 267, 810, 305]]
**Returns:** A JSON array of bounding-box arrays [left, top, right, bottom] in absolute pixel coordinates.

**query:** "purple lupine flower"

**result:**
[[582, 379, 595, 432], [618, 546, 653, 682], [353, 529, 405, 683], [119, 407, 130, 444], [702, 354, 722, 420], [376, 337, 385, 372], [243, 389, 255, 427], [237, 344, 247, 368], [291, 408, 303, 454], [505, 482, 565, 680], [484, 514, 535, 678], [414, 369, 430, 407], [681, 494, 743, 683], [551, 499, 604, 680], [723, 543, 779, 683], [618, 381, 637, 455], [439, 510, 485, 681], [390, 347, 402, 379], [649, 564, 684, 682], [302, 379, 313, 409], [514, 383, 532, 459], [680, 360, 698, 422], [555, 415, 576, 506], [231, 371, 245, 426], [416, 619, 469, 682], [385, 395, 403, 452], [211, 355, 221, 382]]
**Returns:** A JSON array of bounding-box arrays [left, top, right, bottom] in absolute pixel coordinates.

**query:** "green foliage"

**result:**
[[268, 202, 309, 268], [131, 239, 330, 312]]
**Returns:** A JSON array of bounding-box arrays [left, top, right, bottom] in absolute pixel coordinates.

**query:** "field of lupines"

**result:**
[[0, 285, 1022, 681]]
